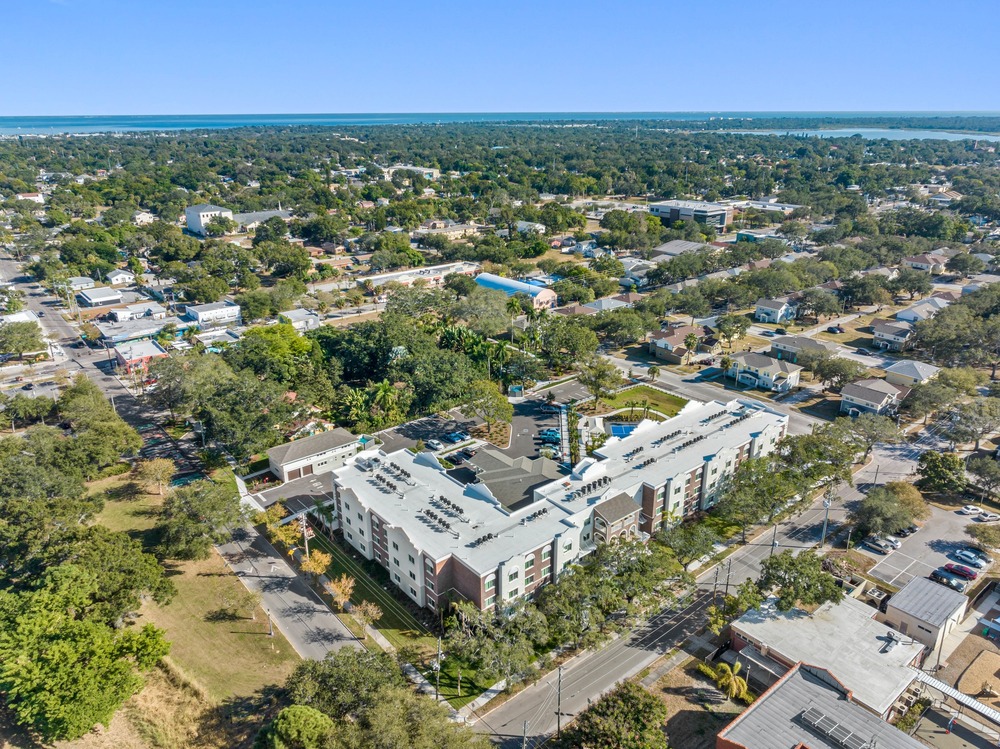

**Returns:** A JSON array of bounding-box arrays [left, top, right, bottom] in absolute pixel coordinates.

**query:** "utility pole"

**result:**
[[820, 497, 832, 549], [769, 523, 779, 557], [435, 637, 442, 700], [522, 721, 528, 749], [557, 666, 563, 737], [301, 515, 311, 558], [266, 609, 274, 637], [725, 558, 732, 596], [713, 565, 720, 603]]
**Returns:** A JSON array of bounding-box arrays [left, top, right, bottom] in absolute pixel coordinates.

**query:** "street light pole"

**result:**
[[557, 666, 563, 738], [521, 721, 528, 749], [266, 609, 274, 637], [769, 523, 778, 557]]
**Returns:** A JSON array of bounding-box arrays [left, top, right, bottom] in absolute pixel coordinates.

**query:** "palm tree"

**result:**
[[647, 364, 660, 382], [506, 297, 523, 340], [715, 661, 749, 701], [625, 399, 639, 419], [720, 355, 733, 378], [684, 333, 700, 365]]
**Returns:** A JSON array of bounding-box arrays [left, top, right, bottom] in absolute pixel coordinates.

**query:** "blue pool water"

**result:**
[[610, 424, 636, 438]]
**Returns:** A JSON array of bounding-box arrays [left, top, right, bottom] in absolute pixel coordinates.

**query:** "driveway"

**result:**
[[861, 505, 987, 588], [506, 398, 562, 459]]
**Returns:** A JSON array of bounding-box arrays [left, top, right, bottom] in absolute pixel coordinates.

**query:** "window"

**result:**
[[346, 517, 352, 526], [392, 557, 400, 567], [409, 571, 416, 580], [485, 578, 496, 591], [392, 542, 399, 551], [563, 542, 573, 552], [359, 529, 365, 537], [674, 485, 682, 494], [508, 588, 519, 599], [541, 566, 551, 577], [360, 543, 366, 551], [344, 503, 351, 512], [346, 532, 353, 540], [508, 570, 519, 582], [525, 575, 535, 585], [357, 512, 363, 521], [485, 595, 496, 606], [542, 549, 551, 560], [525, 557, 535, 569], [427, 580, 435, 592], [410, 587, 416, 597], [408, 555, 415, 565], [394, 573, 400, 583]]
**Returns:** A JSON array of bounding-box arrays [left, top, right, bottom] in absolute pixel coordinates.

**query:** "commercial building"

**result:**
[[232, 209, 292, 233], [728, 597, 924, 718], [77, 287, 123, 307], [650, 239, 709, 259], [267, 429, 367, 483], [648, 199, 733, 229], [474, 272, 557, 309], [877, 576, 967, 652], [113, 340, 169, 374], [96, 315, 191, 345], [361, 261, 479, 291], [184, 204, 233, 236], [184, 301, 242, 328], [327, 399, 786, 611], [716, 663, 926, 749]]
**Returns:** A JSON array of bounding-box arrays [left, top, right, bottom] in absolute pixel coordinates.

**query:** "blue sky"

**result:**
[[6, 0, 999, 115]]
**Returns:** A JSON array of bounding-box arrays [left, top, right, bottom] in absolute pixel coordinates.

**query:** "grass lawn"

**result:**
[[583, 385, 688, 418], [307, 533, 437, 657], [93, 476, 300, 702], [701, 512, 740, 541]]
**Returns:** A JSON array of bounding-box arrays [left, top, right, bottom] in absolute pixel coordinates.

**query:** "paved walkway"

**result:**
[[217, 526, 359, 659]]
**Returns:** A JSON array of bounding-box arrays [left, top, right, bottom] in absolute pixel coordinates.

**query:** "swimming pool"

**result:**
[[609, 423, 636, 438]]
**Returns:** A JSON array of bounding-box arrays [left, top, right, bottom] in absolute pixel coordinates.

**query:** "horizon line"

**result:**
[[4, 110, 1000, 119]]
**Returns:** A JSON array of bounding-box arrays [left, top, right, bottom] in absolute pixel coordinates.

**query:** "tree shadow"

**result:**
[[197, 683, 289, 749], [204, 608, 242, 622]]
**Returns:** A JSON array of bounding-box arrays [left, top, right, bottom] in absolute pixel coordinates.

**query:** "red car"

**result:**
[[945, 563, 978, 580]]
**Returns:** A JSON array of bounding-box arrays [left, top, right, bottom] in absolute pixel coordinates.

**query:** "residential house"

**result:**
[[67, 276, 95, 291], [475, 272, 557, 309], [77, 287, 123, 307], [113, 340, 169, 374], [727, 352, 802, 392], [755, 297, 797, 324], [110, 301, 167, 323], [279, 308, 321, 332], [612, 291, 645, 306], [619, 257, 655, 288], [132, 211, 156, 226], [184, 204, 233, 236], [648, 324, 718, 364], [554, 303, 599, 317], [770, 335, 839, 363], [876, 576, 967, 652], [895, 296, 950, 323], [964, 273, 1000, 295], [901, 254, 946, 274], [15, 192, 45, 205], [928, 190, 963, 208], [839, 378, 910, 416], [267, 428, 366, 482], [413, 220, 481, 241], [650, 239, 709, 259], [715, 663, 927, 749], [884, 360, 941, 387], [727, 596, 924, 718], [184, 301, 242, 328], [106, 269, 136, 286], [582, 297, 629, 313], [871, 319, 915, 351], [515, 220, 546, 235], [359, 261, 480, 292]]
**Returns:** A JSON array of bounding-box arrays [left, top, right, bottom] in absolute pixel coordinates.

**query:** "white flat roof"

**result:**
[[733, 596, 923, 715]]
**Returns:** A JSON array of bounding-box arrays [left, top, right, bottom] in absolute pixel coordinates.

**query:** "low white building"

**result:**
[[184, 204, 233, 236], [515, 221, 547, 235], [184, 301, 241, 328], [15, 192, 45, 205], [110, 301, 167, 323], [67, 276, 95, 291], [106, 269, 136, 286], [77, 287, 123, 307], [877, 576, 967, 652], [755, 297, 797, 324], [132, 211, 156, 226], [278, 308, 321, 332], [267, 429, 366, 482]]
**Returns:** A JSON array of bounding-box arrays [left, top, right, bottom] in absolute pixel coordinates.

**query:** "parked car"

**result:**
[[826, 326, 844, 334], [761, 331, 777, 338], [953, 549, 987, 569], [960, 505, 982, 515], [961, 545, 991, 564], [864, 537, 894, 554], [944, 563, 978, 580], [539, 428, 560, 439], [775, 328, 788, 335], [21, 383, 34, 391], [896, 525, 918, 537], [540, 434, 561, 445], [458, 447, 478, 461], [882, 535, 902, 549], [978, 512, 1000, 523], [37, 311, 45, 317], [443, 431, 470, 444], [930, 569, 968, 592], [539, 404, 561, 414], [425, 439, 444, 451]]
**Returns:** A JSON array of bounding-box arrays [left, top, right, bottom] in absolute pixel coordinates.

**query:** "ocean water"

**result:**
[[0, 112, 998, 136]]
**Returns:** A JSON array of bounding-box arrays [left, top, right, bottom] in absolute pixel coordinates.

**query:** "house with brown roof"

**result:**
[[840, 378, 910, 416], [901, 254, 946, 273], [648, 324, 719, 364]]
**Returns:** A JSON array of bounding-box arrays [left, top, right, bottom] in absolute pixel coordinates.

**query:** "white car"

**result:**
[[425, 439, 444, 451], [883, 535, 902, 549], [960, 505, 981, 515], [978, 512, 1000, 523]]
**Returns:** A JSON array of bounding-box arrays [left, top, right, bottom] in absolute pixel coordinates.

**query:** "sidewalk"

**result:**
[[217, 525, 359, 660]]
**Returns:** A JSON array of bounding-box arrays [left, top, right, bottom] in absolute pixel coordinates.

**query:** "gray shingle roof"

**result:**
[[884, 360, 940, 381], [267, 429, 360, 467], [887, 576, 966, 628], [594, 492, 641, 524]]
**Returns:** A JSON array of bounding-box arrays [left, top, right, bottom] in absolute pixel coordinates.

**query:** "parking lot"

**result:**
[[861, 505, 989, 588]]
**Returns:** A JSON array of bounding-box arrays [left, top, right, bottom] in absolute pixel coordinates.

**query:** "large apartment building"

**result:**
[[327, 399, 787, 613]]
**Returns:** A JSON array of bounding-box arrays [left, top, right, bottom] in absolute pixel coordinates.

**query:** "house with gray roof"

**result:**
[[716, 663, 926, 749], [728, 352, 802, 392], [840, 378, 909, 416], [871, 319, 915, 352], [770, 335, 839, 363], [267, 428, 365, 482], [877, 576, 967, 651], [884, 360, 940, 387], [755, 297, 797, 324]]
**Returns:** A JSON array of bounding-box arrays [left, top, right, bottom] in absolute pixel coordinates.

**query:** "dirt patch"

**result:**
[[939, 631, 1000, 687], [652, 661, 743, 749], [957, 651, 1000, 707]]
